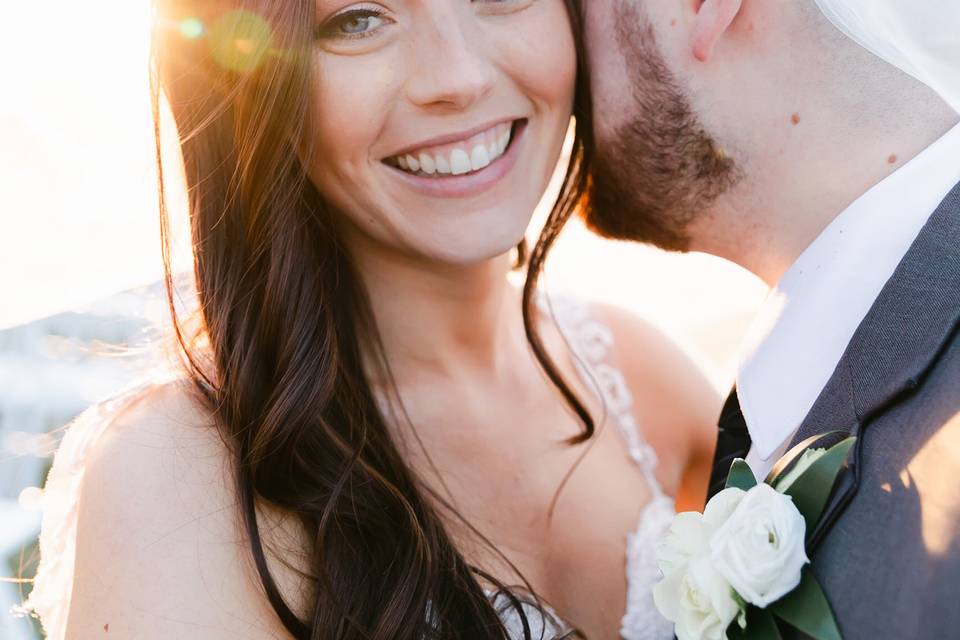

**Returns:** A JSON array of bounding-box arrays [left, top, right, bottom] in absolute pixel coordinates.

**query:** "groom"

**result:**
[[579, 0, 960, 637]]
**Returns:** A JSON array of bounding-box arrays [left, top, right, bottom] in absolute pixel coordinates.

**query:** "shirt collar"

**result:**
[[736, 122, 960, 460]]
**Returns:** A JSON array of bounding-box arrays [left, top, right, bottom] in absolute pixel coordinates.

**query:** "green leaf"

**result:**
[[765, 432, 848, 486], [770, 569, 842, 640], [728, 607, 782, 640], [780, 437, 855, 534], [726, 459, 758, 491]]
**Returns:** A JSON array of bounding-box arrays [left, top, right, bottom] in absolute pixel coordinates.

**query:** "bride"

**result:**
[[22, 0, 719, 637]]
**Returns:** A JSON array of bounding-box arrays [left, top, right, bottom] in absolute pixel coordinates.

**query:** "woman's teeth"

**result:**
[[389, 122, 513, 177]]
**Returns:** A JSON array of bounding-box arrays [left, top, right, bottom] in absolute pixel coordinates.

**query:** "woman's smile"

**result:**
[[381, 118, 527, 198]]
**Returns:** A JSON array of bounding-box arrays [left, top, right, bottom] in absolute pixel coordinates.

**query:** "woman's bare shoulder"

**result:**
[[65, 380, 310, 639], [588, 302, 722, 500]]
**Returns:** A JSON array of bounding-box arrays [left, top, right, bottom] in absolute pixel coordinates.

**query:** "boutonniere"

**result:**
[[653, 437, 855, 640]]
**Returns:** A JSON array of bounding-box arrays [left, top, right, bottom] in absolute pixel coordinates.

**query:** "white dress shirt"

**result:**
[[736, 122, 960, 480]]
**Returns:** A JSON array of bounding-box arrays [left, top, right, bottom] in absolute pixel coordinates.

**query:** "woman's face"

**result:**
[[302, 0, 577, 265]]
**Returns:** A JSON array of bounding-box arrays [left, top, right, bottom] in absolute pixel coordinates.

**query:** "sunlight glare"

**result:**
[[18, 486, 44, 511], [0, 0, 191, 329], [906, 411, 960, 556], [179, 17, 204, 40]]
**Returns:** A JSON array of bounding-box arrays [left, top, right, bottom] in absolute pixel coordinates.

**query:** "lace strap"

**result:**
[[537, 293, 665, 499]]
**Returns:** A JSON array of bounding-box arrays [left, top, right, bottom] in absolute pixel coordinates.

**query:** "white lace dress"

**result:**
[[20, 297, 675, 639]]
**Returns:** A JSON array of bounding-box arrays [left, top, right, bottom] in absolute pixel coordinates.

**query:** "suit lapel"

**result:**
[[791, 181, 960, 446], [787, 181, 960, 546]]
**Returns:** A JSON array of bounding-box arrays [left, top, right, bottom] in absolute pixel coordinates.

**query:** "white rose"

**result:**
[[710, 483, 809, 608], [654, 557, 740, 640], [774, 447, 828, 492], [654, 489, 747, 640], [656, 489, 746, 575]]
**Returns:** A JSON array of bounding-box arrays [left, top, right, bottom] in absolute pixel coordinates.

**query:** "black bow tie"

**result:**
[[707, 389, 753, 499]]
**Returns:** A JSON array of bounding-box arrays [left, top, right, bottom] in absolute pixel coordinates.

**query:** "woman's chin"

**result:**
[[417, 235, 529, 269], [419, 217, 533, 267]]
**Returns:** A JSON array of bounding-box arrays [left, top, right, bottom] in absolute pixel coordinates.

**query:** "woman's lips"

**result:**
[[386, 121, 514, 175], [383, 120, 527, 199]]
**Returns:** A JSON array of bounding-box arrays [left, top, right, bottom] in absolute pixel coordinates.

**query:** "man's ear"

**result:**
[[691, 0, 743, 62]]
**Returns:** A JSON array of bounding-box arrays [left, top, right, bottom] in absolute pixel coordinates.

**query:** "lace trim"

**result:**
[[539, 292, 675, 640], [487, 590, 571, 639], [538, 293, 664, 496]]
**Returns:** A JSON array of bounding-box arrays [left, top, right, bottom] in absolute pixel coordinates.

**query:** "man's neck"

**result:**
[[705, 102, 959, 286]]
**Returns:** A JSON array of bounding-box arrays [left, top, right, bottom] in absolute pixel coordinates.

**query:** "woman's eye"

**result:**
[[317, 9, 389, 40]]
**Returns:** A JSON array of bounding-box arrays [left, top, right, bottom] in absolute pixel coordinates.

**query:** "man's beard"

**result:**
[[584, 2, 740, 252]]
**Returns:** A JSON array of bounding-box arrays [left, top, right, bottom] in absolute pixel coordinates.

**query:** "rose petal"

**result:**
[[652, 568, 686, 622], [657, 511, 709, 574], [703, 487, 746, 530], [688, 559, 739, 627]]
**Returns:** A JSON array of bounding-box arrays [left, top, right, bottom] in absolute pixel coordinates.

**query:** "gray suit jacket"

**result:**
[[783, 181, 960, 639]]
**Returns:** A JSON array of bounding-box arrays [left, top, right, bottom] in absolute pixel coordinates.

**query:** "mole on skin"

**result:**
[[791, 113, 801, 125], [888, 154, 898, 164]]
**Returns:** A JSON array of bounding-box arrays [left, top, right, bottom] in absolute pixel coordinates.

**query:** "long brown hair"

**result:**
[[151, 1, 593, 638]]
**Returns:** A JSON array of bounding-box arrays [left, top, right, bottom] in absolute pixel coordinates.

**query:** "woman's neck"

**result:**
[[351, 241, 525, 379]]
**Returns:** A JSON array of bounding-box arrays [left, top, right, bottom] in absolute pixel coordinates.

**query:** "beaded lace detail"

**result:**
[[532, 294, 675, 640]]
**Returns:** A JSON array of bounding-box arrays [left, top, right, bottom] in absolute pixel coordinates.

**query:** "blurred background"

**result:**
[[0, 1, 768, 637]]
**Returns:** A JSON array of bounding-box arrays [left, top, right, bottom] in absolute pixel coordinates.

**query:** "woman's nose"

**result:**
[[405, 9, 497, 112]]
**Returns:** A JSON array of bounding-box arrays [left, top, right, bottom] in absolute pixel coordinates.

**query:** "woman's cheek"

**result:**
[[307, 54, 402, 198], [492, 3, 577, 109]]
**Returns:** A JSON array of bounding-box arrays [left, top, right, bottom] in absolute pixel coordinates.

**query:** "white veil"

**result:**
[[813, 0, 960, 114]]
